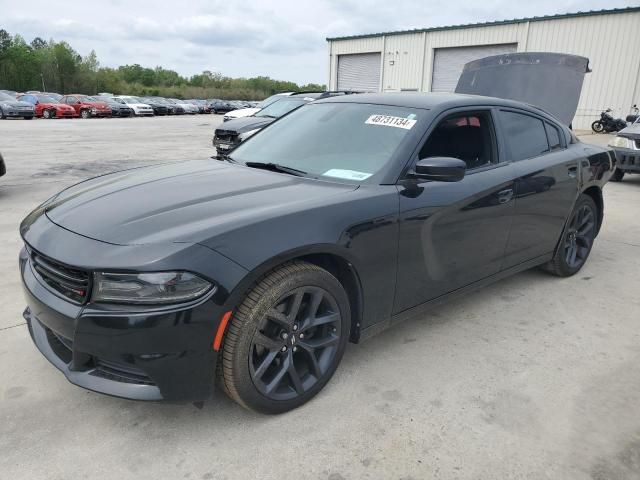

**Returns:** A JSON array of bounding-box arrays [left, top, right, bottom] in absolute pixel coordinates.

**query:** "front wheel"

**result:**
[[80, 109, 91, 119], [542, 194, 598, 277], [591, 121, 604, 133], [0, 108, 6, 119], [43, 109, 53, 119], [610, 168, 625, 182], [219, 261, 350, 414]]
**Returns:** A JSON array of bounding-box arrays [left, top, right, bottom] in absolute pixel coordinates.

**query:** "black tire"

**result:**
[[611, 169, 625, 182], [80, 109, 91, 119], [43, 109, 53, 119], [219, 261, 350, 414], [0, 108, 5, 119], [591, 121, 604, 133], [24, 116, 33, 120], [542, 194, 598, 277]]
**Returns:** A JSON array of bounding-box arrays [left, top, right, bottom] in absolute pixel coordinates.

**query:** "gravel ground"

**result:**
[[1, 116, 639, 480]]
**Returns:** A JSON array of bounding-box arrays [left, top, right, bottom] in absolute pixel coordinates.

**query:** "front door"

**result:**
[[393, 109, 516, 314]]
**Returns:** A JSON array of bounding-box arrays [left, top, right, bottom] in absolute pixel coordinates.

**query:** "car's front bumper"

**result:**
[[612, 146, 640, 173], [19, 216, 248, 402], [3, 107, 34, 118], [91, 110, 112, 117], [55, 109, 77, 118]]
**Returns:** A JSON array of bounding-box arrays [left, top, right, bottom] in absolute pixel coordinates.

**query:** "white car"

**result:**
[[222, 92, 294, 122], [170, 98, 199, 114], [114, 96, 154, 116]]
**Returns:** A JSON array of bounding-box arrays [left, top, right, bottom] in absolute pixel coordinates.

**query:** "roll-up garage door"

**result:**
[[337, 53, 381, 92], [431, 44, 517, 92]]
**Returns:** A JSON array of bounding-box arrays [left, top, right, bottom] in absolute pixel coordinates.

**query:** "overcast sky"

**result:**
[[0, 0, 634, 84]]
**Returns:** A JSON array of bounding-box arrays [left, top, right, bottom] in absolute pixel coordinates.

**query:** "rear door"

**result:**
[[393, 107, 517, 313], [497, 109, 579, 267]]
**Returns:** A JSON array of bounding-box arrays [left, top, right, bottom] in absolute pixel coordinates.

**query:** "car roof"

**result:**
[[314, 91, 546, 112]]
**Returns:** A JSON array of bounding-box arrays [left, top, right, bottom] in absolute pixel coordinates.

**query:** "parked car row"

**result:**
[[0, 89, 259, 119]]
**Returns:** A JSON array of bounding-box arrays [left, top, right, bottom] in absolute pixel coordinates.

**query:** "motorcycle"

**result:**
[[592, 108, 627, 133], [626, 104, 639, 124]]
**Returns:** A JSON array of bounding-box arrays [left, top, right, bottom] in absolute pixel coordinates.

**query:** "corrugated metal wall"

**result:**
[[328, 11, 640, 129]]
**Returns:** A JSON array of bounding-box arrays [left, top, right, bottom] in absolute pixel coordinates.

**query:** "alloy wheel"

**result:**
[[564, 203, 596, 269], [249, 286, 341, 401]]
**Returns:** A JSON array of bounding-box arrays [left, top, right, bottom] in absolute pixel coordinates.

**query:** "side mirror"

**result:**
[[410, 157, 466, 182]]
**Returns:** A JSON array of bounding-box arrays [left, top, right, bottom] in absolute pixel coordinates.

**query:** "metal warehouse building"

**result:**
[[326, 7, 640, 129]]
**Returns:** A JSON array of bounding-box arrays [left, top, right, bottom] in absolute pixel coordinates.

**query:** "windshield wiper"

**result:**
[[244, 162, 307, 177], [256, 114, 277, 118]]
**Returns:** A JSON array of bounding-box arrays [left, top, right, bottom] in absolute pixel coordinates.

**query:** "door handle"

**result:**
[[498, 188, 514, 204], [568, 166, 578, 178]]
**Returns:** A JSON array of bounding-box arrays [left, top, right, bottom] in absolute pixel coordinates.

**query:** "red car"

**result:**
[[59, 94, 112, 118], [18, 94, 77, 119]]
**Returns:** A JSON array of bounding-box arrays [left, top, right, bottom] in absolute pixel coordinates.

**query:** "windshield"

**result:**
[[78, 95, 97, 102], [36, 95, 57, 103], [231, 103, 421, 183], [258, 94, 288, 109], [0, 92, 15, 101], [122, 96, 142, 103], [255, 98, 309, 118]]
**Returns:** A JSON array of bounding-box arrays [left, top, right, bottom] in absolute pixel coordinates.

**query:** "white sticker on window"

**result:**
[[365, 114, 416, 130], [323, 169, 372, 181]]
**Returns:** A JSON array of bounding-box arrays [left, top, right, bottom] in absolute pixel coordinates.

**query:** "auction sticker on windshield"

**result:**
[[365, 114, 416, 130]]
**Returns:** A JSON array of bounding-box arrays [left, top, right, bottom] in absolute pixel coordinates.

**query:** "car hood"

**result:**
[[43, 159, 356, 246], [43, 102, 72, 108], [226, 108, 261, 118], [1, 100, 33, 108], [455, 52, 590, 126], [216, 116, 274, 134], [84, 101, 110, 108], [618, 123, 640, 140]]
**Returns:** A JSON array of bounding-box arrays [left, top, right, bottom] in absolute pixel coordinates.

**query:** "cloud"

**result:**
[[0, 0, 633, 84]]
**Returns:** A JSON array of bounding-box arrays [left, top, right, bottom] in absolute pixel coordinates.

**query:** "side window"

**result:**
[[67, 96, 77, 103], [499, 110, 549, 161], [419, 111, 496, 170], [545, 122, 563, 151]]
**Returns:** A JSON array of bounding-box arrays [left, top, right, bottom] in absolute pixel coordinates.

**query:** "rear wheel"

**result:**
[[611, 168, 625, 182], [542, 194, 598, 277], [219, 261, 350, 414], [591, 121, 604, 133]]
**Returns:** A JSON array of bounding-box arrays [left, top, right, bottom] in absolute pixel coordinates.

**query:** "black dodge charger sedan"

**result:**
[[19, 53, 614, 413]]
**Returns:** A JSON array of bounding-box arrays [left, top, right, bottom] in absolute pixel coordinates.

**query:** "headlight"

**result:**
[[608, 136, 633, 149], [239, 128, 260, 141], [91, 107, 97, 113], [92, 271, 213, 304]]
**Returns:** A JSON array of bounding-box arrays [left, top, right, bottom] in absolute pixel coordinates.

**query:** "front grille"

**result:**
[[92, 359, 155, 386], [29, 248, 90, 304], [635, 140, 640, 149], [214, 131, 240, 145]]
